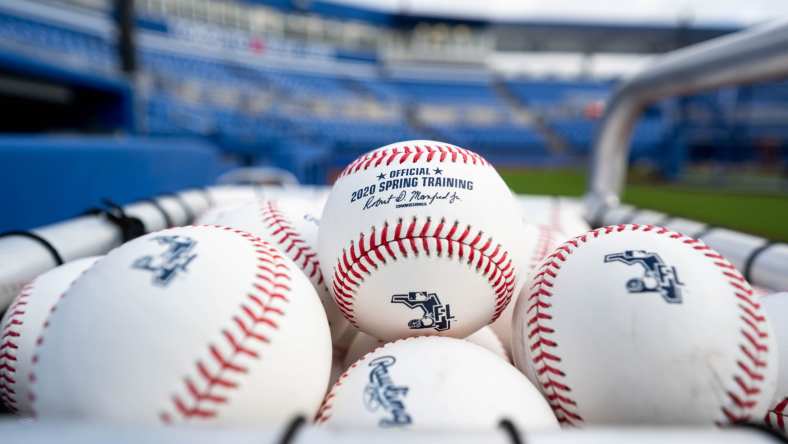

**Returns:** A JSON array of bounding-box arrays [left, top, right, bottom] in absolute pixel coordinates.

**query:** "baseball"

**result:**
[[194, 203, 247, 225], [29, 225, 331, 425], [516, 197, 590, 238], [316, 336, 558, 430], [318, 140, 527, 341], [490, 223, 557, 358], [762, 292, 788, 432], [0, 256, 101, 415], [205, 186, 258, 207], [511, 224, 777, 426], [260, 186, 331, 212], [212, 198, 350, 342], [343, 326, 507, 369]]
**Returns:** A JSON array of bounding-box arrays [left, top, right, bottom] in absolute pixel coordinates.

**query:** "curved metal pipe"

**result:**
[[585, 19, 788, 222], [584, 20, 788, 291]]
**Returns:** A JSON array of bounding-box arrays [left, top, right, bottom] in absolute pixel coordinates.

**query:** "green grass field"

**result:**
[[501, 168, 788, 242]]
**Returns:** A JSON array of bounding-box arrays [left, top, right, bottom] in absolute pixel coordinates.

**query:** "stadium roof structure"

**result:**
[[239, 0, 745, 54], [239, 0, 755, 28], [307, 0, 783, 27], [491, 20, 741, 54]]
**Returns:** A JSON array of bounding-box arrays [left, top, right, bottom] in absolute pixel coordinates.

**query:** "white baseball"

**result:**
[[260, 186, 330, 212], [318, 140, 527, 341], [551, 199, 591, 238], [0, 256, 101, 415], [762, 292, 788, 432], [490, 223, 558, 358], [30, 226, 331, 425], [331, 326, 359, 364], [343, 326, 507, 369], [316, 336, 558, 430], [462, 326, 507, 361], [212, 198, 350, 342], [194, 203, 247, 225], [205, 186, 258, 207], [328, 353, 345, 392], [512, 224, 777, 426], [516, 196, 590, 238]]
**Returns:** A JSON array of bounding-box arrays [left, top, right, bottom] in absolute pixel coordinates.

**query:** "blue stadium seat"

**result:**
[[0, 136, 227, 231], [7, 2, 772, 180]]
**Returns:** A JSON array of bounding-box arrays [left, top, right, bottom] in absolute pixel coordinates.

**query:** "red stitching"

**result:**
[[0, 285, 33, 413], [314, 360, 359, 424], [527, 223, 770, 426], [330, 217, 515, 328], [315, 336, 419, 424], [159, 226, 291, 423], [27, 225, 291, 423], [338, 143, 488, 178], [766, 397, 788, 431], [548, 200, 564, 235], [532, 225, 558, 270], [260, 200, 324, 286]]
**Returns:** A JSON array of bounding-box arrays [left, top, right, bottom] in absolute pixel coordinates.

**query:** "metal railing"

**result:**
[[585, 19, 788, 291]]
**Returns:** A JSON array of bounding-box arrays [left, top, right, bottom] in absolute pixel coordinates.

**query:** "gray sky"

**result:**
[[333, 0, 788, 26]]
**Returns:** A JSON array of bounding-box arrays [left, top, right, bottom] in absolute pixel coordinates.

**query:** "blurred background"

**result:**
[[0, 0, 786, 239]]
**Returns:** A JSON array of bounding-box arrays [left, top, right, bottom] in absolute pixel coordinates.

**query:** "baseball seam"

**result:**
[[331, 216, 516, 328], [27, 225, 291, 424], [158, 226, 290, 423], [28, 257, 106, 417], [0, 284, 33, 412], [339, 143, 488, 178], [527, 223, 770, 426], [766, 397, 788, 431], [548, 200, 563, 235], [260, 200, 324, 285], [315, 336, 418, 424], [314, 360, 359, 424], [531, 225, 557, 269]]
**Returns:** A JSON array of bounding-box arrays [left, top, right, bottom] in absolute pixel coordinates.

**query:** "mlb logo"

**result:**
[[604, 250, 684, 303], [391, 291, 455, 331], [132, 235, 198, 286]]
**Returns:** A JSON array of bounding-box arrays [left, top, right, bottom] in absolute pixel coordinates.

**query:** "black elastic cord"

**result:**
[[162, 193, 195, 225], [743, 241, 778, 283], [588, 206, 606, 229], [499, 418, 524, 444], [84, 199, 146, 242], [278, 415, 306, 444], [0, 231, 64, 266], [145, 198, 174, 228]]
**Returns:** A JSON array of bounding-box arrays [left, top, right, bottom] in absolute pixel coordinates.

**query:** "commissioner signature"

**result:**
[[362, 190, 461, 210]]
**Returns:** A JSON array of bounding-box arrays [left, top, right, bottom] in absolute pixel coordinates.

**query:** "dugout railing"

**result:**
[[585, 18, 788, 292]]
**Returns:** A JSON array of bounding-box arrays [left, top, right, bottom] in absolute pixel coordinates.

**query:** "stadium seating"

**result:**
[[0, 0, 782, 190], [0, 1, 627, 176]]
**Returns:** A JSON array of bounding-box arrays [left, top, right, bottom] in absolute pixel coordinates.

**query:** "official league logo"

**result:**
[[604, 250, 684, 303], [391, 291, 454, 331], [363, 356, 412, 427], [132, 235, 197, 286]]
